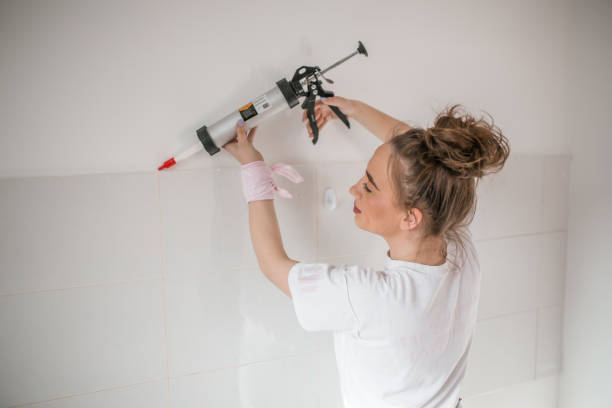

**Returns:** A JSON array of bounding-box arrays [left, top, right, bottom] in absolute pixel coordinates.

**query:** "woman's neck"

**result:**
[[387, 234, 447, 266]]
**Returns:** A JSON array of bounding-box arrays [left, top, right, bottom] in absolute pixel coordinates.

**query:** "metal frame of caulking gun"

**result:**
[[196, 40, 368, 156]]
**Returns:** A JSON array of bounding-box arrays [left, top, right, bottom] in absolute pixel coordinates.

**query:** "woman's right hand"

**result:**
[[302, 96, 358, 139]]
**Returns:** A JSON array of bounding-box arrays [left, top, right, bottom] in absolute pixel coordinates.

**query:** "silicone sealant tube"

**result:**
[[158, 78, 300, 171]]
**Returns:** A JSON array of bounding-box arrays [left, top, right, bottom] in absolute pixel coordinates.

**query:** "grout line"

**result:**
[[0, 226, 568, 298], [0, 154, 571, 181], [6, 342, 328, 408], [472, 229, 567, 243], [184, 248, 388, 278], [534, 306, 540, 379], [168, 346, 327, 380], [477, 303, 563, 322], [476, 308, 536, 323], [156, 173, 173, 408], [463, 373, 560, 400], [7, 378, 165, 408], [314, 165, 319, 260], [0, 275, 160, 298]]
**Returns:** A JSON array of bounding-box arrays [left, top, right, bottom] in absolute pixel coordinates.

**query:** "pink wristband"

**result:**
[[240, 161, 304, 203]]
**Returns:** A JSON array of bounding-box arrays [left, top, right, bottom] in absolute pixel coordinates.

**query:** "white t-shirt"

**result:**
[[287, 231, 480, 408]]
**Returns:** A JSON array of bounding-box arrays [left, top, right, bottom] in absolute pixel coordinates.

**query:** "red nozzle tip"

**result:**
[[158, 157, 176, 171]]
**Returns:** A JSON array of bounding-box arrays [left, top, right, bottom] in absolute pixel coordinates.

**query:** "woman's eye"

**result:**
[[362, 182, 372, 193]]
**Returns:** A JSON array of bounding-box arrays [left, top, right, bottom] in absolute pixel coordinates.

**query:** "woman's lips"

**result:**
[[353, 204, 361, 214]]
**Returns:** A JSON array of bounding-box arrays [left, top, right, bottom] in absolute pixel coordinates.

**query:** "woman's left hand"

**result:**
[[223, 120, 264, 165]]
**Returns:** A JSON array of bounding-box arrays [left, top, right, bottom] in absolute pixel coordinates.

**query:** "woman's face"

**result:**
[[349, 143, 403, 237]]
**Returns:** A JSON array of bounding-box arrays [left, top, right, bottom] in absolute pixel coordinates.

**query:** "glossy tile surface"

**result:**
[[463, 375, 559, 408], [169, 348, 342, 408], [159, 165, 316, 279], [471, 155, 544, 240], [164, 265, 332, 378], [462, 311, 537, 397], [0, 173, 161, 294], [315, 161, 389, 259], [34, 381, 169, 408], [475, 231, 567, 320], [0, 279, 167, 407], [0, 154, 571, 408], [536, 305, 564, 377]]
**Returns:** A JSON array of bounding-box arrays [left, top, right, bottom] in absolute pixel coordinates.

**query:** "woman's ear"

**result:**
[[399, 208, 423, 231]]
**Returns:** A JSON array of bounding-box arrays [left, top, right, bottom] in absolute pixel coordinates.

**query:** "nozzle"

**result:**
[[158, 157, 176, 171]]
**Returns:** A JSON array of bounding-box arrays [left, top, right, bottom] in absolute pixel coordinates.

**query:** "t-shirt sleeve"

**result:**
[[287, 262, 374, 332]]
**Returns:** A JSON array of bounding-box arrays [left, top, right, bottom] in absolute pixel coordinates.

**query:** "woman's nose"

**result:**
[[349, 183, 358, 197]]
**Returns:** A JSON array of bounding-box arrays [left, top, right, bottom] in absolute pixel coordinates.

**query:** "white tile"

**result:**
[[164, 267, 241, 378], [159, 165, 316, 278], [536, 232, 567, 307], [0, 279, 167, 407], [170, 365, 240, 408], [0, 173, 162, 294], [267, 164, 318, 262], [462, 375, 559, 408], [542, 155, 571, 232], [165, 267, 332, 378], [170, 348, 343, 408], [473, 231, 567, 320], [469, 209, 488, 243], [462, 311, 537, 396], [474, 235, 540, 320], [471, 155, 544, 240], [237, 347, 343, 408], [316, 162, 388, 259], [34, 380, 169, 408], [536, 305, 564, 377]]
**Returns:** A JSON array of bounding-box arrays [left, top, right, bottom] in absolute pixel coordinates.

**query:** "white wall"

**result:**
[[0, 0, 584, 407], [560, 0, 612, 407], [0, 0, 572, 179]]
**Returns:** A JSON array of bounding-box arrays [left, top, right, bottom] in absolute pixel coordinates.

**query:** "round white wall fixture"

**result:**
[[323, 187, 337, 211]]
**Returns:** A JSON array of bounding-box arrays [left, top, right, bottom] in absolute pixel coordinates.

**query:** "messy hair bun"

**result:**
[[419, 104, 510, 179], [386, 104, 510, 267]]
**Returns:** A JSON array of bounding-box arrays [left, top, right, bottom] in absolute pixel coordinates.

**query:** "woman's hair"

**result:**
[[386, 103, 511, 269]]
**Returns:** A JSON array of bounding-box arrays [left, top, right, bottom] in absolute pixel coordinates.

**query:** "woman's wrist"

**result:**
[[240, 160, 266, 168], [347, 99, 361, 119]]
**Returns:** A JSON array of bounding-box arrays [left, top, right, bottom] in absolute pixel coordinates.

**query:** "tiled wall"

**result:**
[[0, 153, 569, 408]]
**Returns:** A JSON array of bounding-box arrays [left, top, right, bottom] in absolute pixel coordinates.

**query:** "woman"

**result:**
[[223, 97, 510, 408]]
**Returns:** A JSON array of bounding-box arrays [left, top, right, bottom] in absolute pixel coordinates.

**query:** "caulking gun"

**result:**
[[158, 40, 368, 170]]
